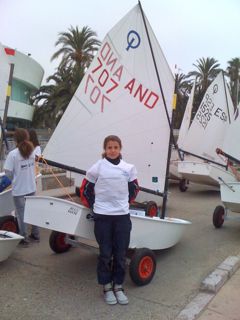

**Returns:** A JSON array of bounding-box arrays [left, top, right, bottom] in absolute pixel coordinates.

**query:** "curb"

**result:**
[[175, 255, 240, 320]]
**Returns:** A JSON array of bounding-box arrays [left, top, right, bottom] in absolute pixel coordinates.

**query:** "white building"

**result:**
[[2, 45, 44, 129]]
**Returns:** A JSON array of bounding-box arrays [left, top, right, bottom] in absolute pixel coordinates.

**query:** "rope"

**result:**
[[39, 156, 74, 202]]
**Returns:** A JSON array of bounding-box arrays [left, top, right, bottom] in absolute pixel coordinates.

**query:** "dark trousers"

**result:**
[[93, 213, 132, 285]]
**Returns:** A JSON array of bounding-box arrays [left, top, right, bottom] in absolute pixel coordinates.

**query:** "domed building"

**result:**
[[0, 44, 44, 130]]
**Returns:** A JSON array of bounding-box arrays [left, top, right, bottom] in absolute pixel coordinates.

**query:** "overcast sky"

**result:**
[[0, 0, 239, 84]]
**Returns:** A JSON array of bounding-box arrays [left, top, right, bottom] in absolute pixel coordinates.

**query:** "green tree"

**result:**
[[187, 57, 221, 116], [173, 73, 192, 129], [51, 25, 101, 70], [226, 57, 240, 108], [32, 26, 101, 128]]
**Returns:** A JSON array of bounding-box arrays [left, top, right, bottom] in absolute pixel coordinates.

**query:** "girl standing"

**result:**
[[4, 128, 40, 245], [80, 135, 139, 305]]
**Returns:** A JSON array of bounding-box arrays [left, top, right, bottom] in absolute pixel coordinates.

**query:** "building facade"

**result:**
[[3, 46, 44, 129]]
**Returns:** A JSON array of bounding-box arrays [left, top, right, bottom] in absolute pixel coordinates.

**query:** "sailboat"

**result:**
[[24, 2, 191, 285], [177, 71, 236, 187], [212, 106, 240, 228], [169, 80, 196, 191], [0, 230, 23, 262]]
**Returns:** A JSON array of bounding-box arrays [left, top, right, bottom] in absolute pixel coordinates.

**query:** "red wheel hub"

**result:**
[[138, 256, 154, 279], [148, 206, 157, 217], [56, 233, 69, 249]]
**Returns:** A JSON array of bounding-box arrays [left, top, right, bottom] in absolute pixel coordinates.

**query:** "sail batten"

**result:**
[[43, 4, 175, 194]]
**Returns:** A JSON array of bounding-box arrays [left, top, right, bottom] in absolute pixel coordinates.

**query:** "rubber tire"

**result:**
[[179, 179, 188, 192], [0, 215, 18, 233], [145, 201, 158, 217], [49, 231, 72, 253], [213, 205, 225, 228], [129, 248, 156, 286]]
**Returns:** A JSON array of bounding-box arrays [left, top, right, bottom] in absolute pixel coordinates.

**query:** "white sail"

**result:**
[[177, 80, 196, 148], [43, 4, 175, 193], [180, 72, 233, 164], [0, 43, 10, 122], [221, 106, 240, 161]]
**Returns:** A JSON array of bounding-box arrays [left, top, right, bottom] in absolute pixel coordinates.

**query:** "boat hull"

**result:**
[[0, 188, 15, 217], [220, 182, 240, 213], [178, 161, 235, 187], [0, 173, 42, 217], [0, 231, 23, 262], [24, 196, 191, 250]]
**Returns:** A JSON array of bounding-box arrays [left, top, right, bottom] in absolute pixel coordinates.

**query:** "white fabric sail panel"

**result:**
[[0, 43, 10, 120], [177, 81, 195, 148], [43, 4, 175, 193], [222, 107, 240, 161], [180, 72, 233, 164]]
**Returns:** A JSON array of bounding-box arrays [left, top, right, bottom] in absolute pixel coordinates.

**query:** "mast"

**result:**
[[222, 70, 231, 125], [138, 0, 173, 218], [0, 63, 14, 171]]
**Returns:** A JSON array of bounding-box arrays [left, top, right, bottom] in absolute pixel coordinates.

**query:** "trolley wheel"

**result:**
[[0, 215, 18, 233], [129, 248, 156, 286], [145, 201, 158, 217], [213, 205, 225, 228], [49, 231, 72, 253], [179, 179, 188, 192]]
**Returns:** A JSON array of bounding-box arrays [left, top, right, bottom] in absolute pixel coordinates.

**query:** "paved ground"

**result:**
[[1, 182, 240, 320]]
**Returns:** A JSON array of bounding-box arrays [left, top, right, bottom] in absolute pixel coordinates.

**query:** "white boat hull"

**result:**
[[0, 188, 15, 217], [0, 231, 23, 262], [24, 196, 191, 250], [0, 174, 42, 217], [169, 148, 182, 180], [178, 161, 236, 187], [220, 182, 240, 213]]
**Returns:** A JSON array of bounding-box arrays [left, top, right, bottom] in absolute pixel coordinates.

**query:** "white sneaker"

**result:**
[[114, 287, 129, 305], [104, 288, 117, 305]]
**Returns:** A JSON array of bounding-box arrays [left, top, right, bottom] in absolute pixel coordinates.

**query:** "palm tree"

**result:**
[[226, 57, 240, 108], [51, 25, 101, 70], [32, 66, 79, 128], [32, 26, 101, 128], [187, 57, 220, 91], [173, 73, 192, 128], [187, 57, 221, 115]]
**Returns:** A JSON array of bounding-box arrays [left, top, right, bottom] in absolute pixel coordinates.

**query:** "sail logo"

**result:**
[[126, 30, 141, 51], [213, 84, 218, 94]]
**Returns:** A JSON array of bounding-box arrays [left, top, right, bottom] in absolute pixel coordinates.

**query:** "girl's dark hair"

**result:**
[[14, 128, 33, 159], [28, 129, 40, 147], [102, 135, 122, 158]]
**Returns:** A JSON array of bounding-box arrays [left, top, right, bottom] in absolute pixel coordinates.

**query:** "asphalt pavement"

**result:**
[[1, 181, 240, 320]]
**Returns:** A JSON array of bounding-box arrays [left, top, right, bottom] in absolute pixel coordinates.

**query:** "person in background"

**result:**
[[28, 129, 41, 175], [4, 128, 40, 245], [80, 135, 139, 305], [28, 129, 41, 159]]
